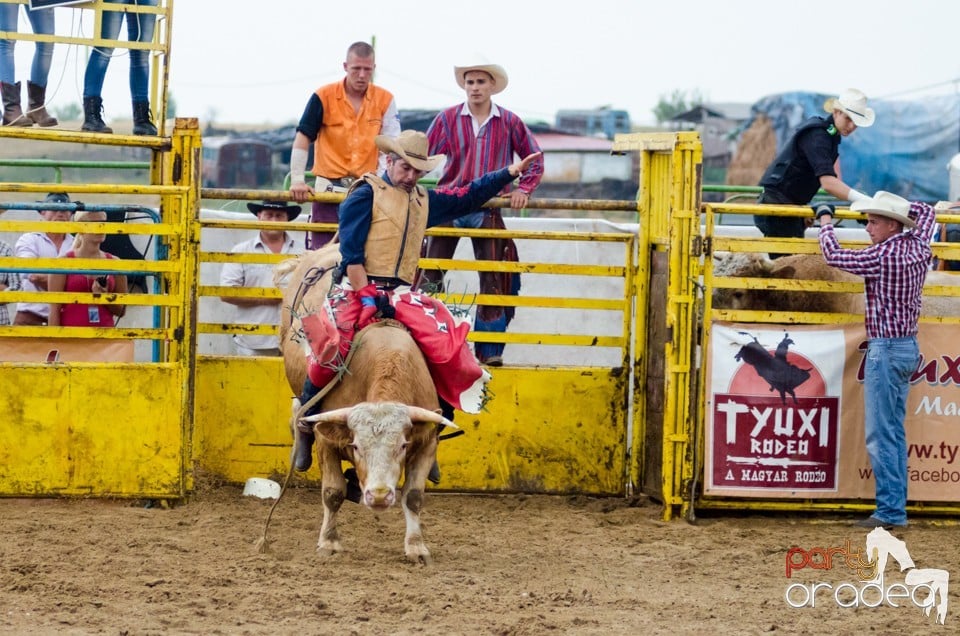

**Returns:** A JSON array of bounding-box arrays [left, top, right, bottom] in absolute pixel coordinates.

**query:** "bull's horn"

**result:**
[[301, 406, 353, 424], [406, 406, 458, 430], [272, 256, 301, 286]]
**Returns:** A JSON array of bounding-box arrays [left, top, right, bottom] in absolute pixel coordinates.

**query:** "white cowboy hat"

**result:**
[[823, 88, 876, 128], [453, 63, 509, 94], [375, 130, 445, 172], [851, 191, 914, 228]]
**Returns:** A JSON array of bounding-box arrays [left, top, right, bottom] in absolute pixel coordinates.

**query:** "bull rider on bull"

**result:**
[[294, 129, 541, 477]]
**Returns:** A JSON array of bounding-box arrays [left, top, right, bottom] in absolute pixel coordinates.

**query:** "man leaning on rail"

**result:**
[[287, 41, 400, 250], [755, 89, 876, 246]]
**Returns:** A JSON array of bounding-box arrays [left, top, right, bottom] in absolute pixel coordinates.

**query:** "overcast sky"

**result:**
[[15, 0, 960, 128]]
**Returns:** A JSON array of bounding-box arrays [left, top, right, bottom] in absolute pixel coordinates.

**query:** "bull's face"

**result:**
[[312, 403, 411, 510], [711, 253, 780, 311], [713, 287, 749, 310], [305, 402, 456, 510], [345, 404, 412, 510]]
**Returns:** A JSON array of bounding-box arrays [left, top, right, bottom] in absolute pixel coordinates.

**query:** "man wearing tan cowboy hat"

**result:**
[[288, 42, 400, 250], [219, 200, 302, 356], [816, 192, 938, 530], [418, 62, 544, 367], [291, 129, 540, 476], [756, 88, 876, 246]]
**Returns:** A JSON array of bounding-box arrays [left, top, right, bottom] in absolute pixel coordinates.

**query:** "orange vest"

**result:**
[[311, 81, 394, 179]]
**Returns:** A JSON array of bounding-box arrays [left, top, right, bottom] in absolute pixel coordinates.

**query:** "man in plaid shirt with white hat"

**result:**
[[815, 191, 937, 529]]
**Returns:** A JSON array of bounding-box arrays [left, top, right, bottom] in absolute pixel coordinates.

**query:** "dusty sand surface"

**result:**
[[2, 486, 957, 635]]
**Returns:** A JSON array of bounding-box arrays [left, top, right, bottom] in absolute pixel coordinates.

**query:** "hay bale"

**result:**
[[726, 115, 777, 188]]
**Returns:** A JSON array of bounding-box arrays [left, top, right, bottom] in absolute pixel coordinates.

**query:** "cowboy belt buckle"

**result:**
[[314, 176, 343, 193], [312, 177, 343, 194]]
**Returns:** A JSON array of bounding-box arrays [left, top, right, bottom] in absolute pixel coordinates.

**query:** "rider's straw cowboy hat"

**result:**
[[851, 191, 915, 228], [375, 130, 445, 172], [823, 88, 876, 128], [453, 63, 509, 94]]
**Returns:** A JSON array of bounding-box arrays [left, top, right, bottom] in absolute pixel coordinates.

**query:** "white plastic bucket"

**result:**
[[242, 477, 281, 499]]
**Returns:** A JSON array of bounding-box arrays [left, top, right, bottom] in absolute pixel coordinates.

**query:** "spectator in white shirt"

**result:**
[[13, 192, 74, 325], [219, 200, 302, 356], [0, 237, 21, 325]]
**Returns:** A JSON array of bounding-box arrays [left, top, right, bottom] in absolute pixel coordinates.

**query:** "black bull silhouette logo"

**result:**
[[733, 332, 811, 404]]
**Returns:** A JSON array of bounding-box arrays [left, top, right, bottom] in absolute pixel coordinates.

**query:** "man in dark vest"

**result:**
[[756, 89, 876, 242]]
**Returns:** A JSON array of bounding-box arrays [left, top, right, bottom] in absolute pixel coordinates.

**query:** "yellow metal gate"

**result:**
[[0, 118, 200, 498]]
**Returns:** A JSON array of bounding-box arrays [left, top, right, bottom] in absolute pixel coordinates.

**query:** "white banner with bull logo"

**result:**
[[706, 322, 960, 500]]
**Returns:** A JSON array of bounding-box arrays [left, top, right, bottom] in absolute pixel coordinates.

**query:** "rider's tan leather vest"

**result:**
[[356, 173, 429, 284]]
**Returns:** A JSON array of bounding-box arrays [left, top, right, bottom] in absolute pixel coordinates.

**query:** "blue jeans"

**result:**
[[863, 336, 918, 525], [0, 5, 55, 85], [83, 0, 157, 101]]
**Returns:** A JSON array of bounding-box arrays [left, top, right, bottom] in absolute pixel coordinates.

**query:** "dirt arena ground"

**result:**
[[2, 486, 957, 635]]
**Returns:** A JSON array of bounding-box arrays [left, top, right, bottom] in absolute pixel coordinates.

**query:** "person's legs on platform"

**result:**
[[307, 201, 339, 249]]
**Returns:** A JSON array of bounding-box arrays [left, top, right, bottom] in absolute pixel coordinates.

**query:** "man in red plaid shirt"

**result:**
[[815, 191, 937, 529]]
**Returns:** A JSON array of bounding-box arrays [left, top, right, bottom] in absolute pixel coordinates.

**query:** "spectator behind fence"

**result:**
[[418, 62, 544, 367], [13, 193, 74, 325], [48, 210, 128, 327], [756, 89, 876, 246], [0, 236, 21, 325], [0, 1, 58, 127], [219, 201, 301, 356], [288, 41, 400, 249], [81, 0, 158, 136]]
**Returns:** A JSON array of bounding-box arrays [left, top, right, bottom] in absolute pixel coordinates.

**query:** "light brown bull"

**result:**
[[277, 245, 453, 563]]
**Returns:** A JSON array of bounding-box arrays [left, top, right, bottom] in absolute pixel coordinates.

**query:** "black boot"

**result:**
[[295, 378, 322, 472], [132, 100, 157, 136], [428, 460, 441, 485], [294, 428, 314, 472], [81, 96, 112, 133], [430, 399, 456, 485], [344, 468, 362, 503]]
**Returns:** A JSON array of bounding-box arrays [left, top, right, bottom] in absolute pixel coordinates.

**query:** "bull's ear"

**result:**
[[407, 406, 458, 430], [776, 265, 796, 278], [314, 420, 352, 446]]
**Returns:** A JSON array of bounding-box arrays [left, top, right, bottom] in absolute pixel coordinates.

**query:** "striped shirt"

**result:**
[[427, 103, 543, 199], [818, 201, 937, 338]]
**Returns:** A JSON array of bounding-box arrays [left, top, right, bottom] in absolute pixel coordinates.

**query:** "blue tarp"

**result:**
[[745, 91, 960, 202]]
